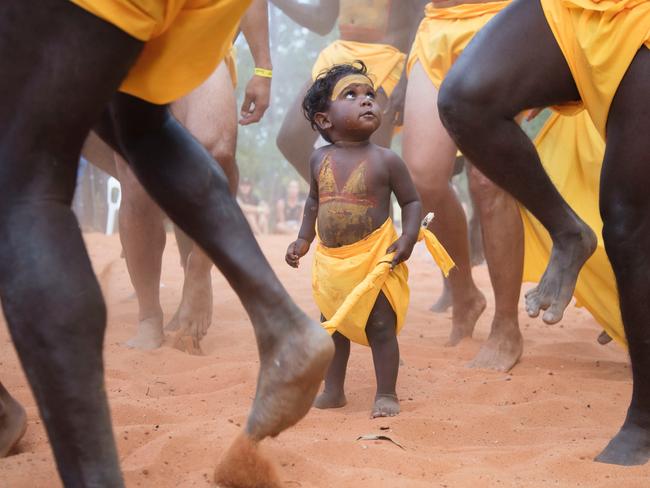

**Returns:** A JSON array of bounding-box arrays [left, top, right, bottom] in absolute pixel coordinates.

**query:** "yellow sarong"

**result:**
[[311, 40, 406, 98], [407, 1, 510, 87], [540, 0, 650, 138], [69, 0, 250, 104], [313, 219, 455, 346], [521, 111, 625, 346]]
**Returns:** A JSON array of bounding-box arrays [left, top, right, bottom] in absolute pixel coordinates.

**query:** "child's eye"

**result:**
[[344, 90, 356, 99], [366, 91, 376, 99]]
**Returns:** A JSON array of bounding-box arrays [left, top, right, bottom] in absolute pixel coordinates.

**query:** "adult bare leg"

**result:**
[[276, 80, 318, 182], [403, 62, 486, 346], [438, 0, 596, 325], [0, 382, 26, 457], [595, 46, 650, 466], [467, 165, 523, 372], [106, 94, 334, 440], [115, 155, 166, 349], [0, 2, 144, 484], [165, 63, 239, 353]]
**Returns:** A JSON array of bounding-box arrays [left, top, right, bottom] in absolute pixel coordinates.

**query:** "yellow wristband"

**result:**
[[254, 67, 273, 78]]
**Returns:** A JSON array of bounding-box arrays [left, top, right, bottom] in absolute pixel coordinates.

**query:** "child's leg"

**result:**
[[366, 292, 400, 418], [314, 331, 350, 409]]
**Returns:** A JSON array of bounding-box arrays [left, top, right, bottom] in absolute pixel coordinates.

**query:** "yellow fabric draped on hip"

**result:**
[[521, 111, 625, 346], [313, 218, 455, 346], [540, 0, 650, 138], [311, 40, 406, 98], [69, 0, 250, 104], [407, 1, 510, 88]]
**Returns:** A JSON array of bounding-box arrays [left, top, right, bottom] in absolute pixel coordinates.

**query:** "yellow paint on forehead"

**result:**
[[330, 74, 375, 101]]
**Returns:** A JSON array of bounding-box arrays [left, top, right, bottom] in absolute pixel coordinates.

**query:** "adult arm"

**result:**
[[239, 0, 272, 125], [269, 0, 339, 35]]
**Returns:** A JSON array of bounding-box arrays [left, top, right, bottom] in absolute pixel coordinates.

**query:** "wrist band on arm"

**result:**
[[254, 67, 273, 78]]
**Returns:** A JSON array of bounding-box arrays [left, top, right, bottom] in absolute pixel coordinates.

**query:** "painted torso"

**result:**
[[316, 145, 392, 247]]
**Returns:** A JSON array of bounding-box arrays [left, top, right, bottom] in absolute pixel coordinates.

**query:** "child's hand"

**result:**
[[386, 235, 416, 269], [286, 238, 310, 268]]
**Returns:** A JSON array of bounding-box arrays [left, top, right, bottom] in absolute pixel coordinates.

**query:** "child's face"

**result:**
[[319, 80, 382, 142]]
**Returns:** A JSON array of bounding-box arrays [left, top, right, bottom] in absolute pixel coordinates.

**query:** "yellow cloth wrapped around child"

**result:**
[[313, 218, 455, 346], [312, 40, 406, 98], [406, 1, 510, 88], [521, 111, 625, 346], [540, 0, 650, 138], [69, 0, 249, 104]]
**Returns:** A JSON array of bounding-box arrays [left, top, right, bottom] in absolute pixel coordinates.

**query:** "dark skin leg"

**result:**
[[0, 2, 143, 485], [438, 0, 650, 464], [437, 0, 596, 326], [314, 330, 350, 409], [595, 46, 650, 466], [366, 292, 400, 418], [101, 93, 334, 440], [0, 382, 27, 457]]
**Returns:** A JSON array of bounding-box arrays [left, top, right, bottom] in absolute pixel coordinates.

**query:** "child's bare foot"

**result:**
[[245, 317, 334, 441], [525, 224, 596, 324], [0, 389, 27, 457], [447, 289, 486, 346], [314, 390, 347, 409], [371, 394, 400, 418], [125, 316, 164, 350], [467, 320, 523, 372]]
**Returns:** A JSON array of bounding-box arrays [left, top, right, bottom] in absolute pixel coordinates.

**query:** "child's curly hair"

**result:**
[[301, 60, 370, 142]]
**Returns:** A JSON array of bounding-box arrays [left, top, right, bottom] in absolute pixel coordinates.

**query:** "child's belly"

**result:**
[[317, 202, 386, 248]]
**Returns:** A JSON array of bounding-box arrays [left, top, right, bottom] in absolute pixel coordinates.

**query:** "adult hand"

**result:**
[[239, 75, 271, 125], [285, 238, 310, 268], [386, 235, 416, 269]]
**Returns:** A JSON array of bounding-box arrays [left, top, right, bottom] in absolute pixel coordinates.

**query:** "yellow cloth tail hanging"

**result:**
[[314, 216, 454, 346], [521, 111, 626, 346]]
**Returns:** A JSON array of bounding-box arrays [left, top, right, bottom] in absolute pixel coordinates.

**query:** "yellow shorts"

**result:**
[[541, 0, 650, 138], [70, 0, 249, 104], [311, 40, 406, 98], [407, 1, 510, 88]]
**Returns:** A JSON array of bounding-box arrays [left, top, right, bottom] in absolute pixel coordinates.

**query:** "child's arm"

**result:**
[[286, 152, 321, 268], [386, 152, 423, 268]]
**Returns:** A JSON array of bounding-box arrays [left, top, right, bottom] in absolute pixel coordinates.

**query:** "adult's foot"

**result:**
[[0, 391, 27, 457], [314, 389, 347, 410], [245, 316, 334, 441], [467, 319, 523, 372], [447, 289, 486, 347], [595, 413, 650, 466], [215, 433, 282, 488], [525, 225, 597, 324], [430, 279, 452, 314], [170, 268, 213, 355], [371, 394, 400, 418], [125, 316, 164, 350]]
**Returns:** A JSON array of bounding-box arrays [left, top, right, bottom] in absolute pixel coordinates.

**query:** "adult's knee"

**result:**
[[601, 200, 643, 264], [438, 70, 499, 144], [468, 167, 506, 217]]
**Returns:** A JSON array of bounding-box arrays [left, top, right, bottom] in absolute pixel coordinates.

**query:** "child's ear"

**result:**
[[314, 112, 332, 131]]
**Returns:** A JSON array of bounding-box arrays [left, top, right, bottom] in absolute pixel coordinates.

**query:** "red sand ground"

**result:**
[[1, 233, 649, 487]]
